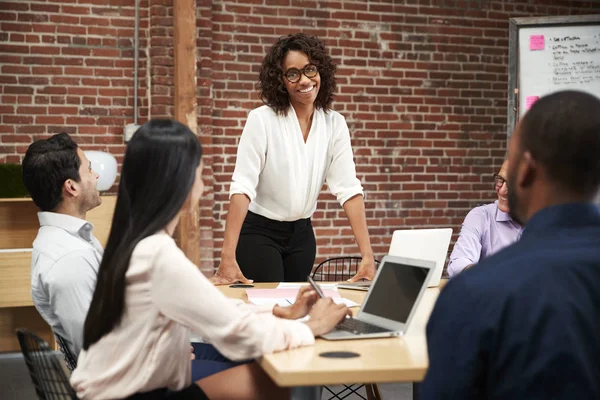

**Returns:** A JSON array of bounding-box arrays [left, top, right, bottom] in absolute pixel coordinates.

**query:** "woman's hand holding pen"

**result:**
[[273, 286, 319, 320], [305, 298, 351, 337]]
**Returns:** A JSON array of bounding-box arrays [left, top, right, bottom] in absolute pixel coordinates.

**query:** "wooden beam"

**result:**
[[173, 0, 201, 267]]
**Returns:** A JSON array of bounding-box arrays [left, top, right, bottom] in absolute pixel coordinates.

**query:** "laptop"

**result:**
[[388, 228, 453, 287], [336, 228, 452, 291], [321, 255, 434, 340]]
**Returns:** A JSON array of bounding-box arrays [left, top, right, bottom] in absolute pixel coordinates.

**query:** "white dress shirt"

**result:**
[[230, 105, 363, 221], [31, 212, 103, 356], [71, 232, 314, 399]]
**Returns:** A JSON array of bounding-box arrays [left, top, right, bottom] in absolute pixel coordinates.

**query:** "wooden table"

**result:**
[[219, 282, 441, 399]]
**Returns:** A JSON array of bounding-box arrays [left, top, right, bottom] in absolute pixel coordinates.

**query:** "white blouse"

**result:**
[[230, 105, 363, 221], [70, 232, 314, 399]]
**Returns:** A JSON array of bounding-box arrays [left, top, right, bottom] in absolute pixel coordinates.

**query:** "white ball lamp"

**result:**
[[84, 151, 118, 191]]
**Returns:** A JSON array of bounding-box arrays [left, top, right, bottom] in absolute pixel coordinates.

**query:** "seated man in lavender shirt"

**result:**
[[447, 160, 521, 277]]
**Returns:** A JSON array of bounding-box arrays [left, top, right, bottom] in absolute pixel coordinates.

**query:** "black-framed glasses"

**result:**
[[283, 64, 319, 83], [493, 173, 507, 187]]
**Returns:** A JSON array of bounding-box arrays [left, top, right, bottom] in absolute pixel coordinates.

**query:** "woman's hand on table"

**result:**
[[273, 286, 319, 320], [304, 298, 351, 337], [209, 257, 253, 286], [348, 256, 377, 282]]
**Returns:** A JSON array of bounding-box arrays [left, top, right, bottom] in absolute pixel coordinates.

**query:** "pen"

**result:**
[[307, 275, 353, 320], [307, 275, 325, 298]]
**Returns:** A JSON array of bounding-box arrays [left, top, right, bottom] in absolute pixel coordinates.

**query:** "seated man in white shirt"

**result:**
[[22, 133, 245, 379], [22, 133, 103, 356]]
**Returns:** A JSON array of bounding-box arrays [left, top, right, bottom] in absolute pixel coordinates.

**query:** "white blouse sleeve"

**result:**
[[230, 299, 279, 314], [326, 115, 364, 205], [229, 110, 267, 202], [150, 239, 315, 361]]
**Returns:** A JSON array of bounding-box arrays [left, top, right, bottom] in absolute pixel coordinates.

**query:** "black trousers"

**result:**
[[236, 211, 316, 282], [125, 385, 208, 400]]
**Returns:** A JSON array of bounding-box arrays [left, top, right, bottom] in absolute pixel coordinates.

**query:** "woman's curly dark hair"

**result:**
[[259, 33, 337, 116]]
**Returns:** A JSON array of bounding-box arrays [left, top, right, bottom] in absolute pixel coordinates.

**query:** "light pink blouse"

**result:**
[[71, 232, 314, 399]]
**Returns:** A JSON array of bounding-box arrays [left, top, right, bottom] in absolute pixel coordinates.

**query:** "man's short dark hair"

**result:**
[[519, 90, 600, 198], [22, 133, 81, 211]]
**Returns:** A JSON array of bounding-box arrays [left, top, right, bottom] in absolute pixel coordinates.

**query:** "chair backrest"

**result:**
[[55, 334, 78, 372], [312, 257, 380, 282], [16, 329, 78, 400]]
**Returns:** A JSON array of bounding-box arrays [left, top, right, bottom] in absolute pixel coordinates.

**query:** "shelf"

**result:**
[[0, 197, 32, 203], [0, 251, 34, 308]]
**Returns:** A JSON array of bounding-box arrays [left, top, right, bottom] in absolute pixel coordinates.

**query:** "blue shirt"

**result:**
[[422, 203, 600, 400]]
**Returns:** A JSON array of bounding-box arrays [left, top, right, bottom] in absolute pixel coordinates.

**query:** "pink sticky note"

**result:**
[[529, 35, 545, 50], [525, 96, 539, 110]]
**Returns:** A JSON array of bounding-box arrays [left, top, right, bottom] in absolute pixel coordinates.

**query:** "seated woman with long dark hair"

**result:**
[[70, 120, 349, 400]]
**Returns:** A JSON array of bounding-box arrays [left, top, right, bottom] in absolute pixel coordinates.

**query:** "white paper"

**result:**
[[333, 298, 360, 307], [248, 298, 293, 307], [248, 297, 359, 308]]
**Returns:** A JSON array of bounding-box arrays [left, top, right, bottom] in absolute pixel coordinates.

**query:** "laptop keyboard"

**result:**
[[336, 318, 392, 334]]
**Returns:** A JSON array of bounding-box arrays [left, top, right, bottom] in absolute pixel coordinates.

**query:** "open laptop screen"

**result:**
[[362, 261, 429, 323]]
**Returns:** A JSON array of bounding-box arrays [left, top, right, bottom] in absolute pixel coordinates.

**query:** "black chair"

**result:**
[[55, 333, 77, 372], [16, 329, 78, 400], [312, 256, 381, 282], [322, 383, 382, 400], [312, 257, 382, 400]]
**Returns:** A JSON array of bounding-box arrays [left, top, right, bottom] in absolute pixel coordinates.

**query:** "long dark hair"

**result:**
[[259, 33, 337, 116], [83, 119, 202, 350]]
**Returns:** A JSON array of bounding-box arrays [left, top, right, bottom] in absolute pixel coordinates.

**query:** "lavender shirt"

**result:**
[[447, 201, 522, 277]]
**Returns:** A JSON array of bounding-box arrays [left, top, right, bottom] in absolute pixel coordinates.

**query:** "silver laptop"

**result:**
[[321, 255, 434, 340], [388, 228, 453, 287]]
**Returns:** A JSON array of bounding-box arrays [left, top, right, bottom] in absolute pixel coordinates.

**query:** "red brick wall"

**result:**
[[0, 0, 149, 165], [2, 0, 599, 272]]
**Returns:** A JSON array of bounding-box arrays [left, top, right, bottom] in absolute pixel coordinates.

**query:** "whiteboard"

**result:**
[[519, 25, 600, 117], [507, 15, 600, 136]]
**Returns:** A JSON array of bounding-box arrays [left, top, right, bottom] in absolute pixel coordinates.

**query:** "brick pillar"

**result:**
[[196, 0, 215, 274]]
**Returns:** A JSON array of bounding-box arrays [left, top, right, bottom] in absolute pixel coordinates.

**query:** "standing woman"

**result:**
[[71, 120, 349, 399], [211, 33, 375, 284]]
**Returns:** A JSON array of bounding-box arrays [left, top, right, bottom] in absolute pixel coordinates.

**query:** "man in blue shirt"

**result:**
[[422, 90, 600, 399]]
